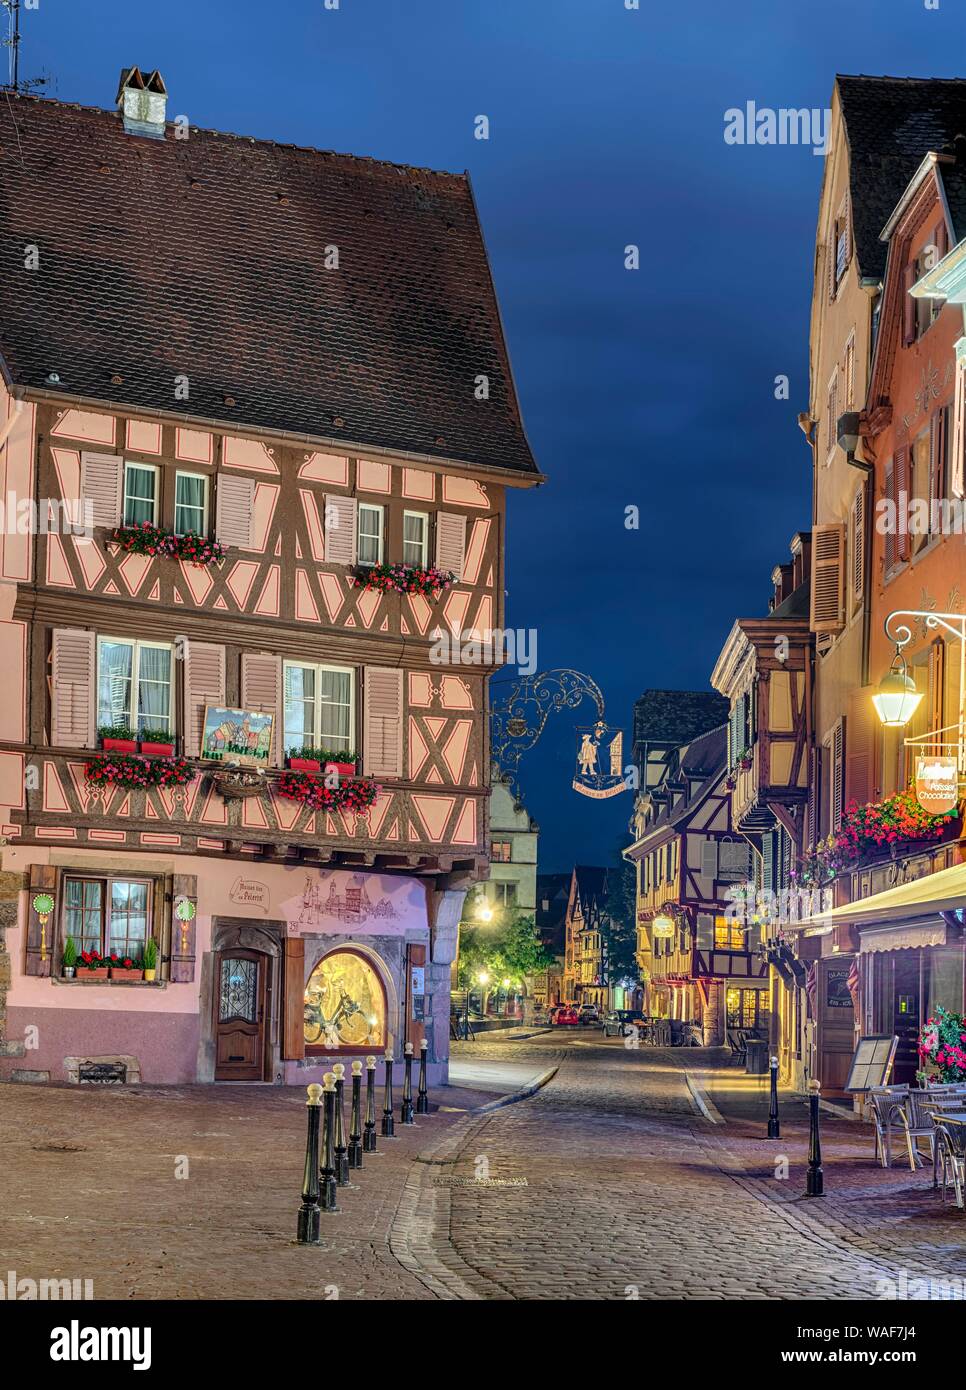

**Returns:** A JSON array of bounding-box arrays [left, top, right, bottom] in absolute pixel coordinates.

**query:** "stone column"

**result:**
[[425, 884, 468, 1083], [703, 980, 724, 1047]]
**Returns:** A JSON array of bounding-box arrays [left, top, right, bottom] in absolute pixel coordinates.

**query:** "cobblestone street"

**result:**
[[3, 1033, 965, 1301]]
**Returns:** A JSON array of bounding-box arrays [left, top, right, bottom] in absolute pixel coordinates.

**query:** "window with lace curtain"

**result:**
[[97, 637, 173, 734], [174, 472, 209, 536]]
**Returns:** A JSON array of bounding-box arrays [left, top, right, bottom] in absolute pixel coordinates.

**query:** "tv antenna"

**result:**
[[1, 0, 46, 94]]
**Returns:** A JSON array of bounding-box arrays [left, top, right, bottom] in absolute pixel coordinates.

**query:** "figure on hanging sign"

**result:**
[[573, 722, 626, 799]]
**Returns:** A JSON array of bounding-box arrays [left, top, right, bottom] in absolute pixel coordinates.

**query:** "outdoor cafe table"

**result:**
[[930, 1110, 966, 1203]]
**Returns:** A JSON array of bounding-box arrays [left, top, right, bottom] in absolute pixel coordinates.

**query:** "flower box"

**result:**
[[110, 967, 144, 981], [140, 741, 175, 758], [325, 761, 357, 778], [78, 968, 110, 980], [288, 757, 321, 772], [102, 738, 137, 754]]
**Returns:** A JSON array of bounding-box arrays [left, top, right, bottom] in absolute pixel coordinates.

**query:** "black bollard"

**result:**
[[416, 1037, 430, 1115], [297, 1083, 322, 1245], [401, 1041, 415, 1125], [805, 1079, 824, 1197], [348, 1060, 363, 1168], [363, 1054, 378, 1153], [381, 1049, 396, 1137], [319, 1072, 340, 1212], [767, 1055, 780, 1140], [332, 1062, 350, 1185]]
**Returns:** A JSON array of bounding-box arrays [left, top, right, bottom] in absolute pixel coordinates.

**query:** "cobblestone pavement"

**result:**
[[4, 1035, 965, 1300]]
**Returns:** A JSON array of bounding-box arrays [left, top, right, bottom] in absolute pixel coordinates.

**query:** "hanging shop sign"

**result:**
[[915, 755, 959, 815], [573, 722, 625, 799], [651, 913, 676, 940]]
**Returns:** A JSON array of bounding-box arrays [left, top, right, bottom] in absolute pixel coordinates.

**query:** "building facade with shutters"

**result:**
[[561, 866, 611, 1009], [0, 75, 540, 1086], [625, 725, 770, 1043]]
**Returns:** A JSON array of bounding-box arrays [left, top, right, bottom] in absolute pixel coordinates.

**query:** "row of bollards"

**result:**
[[298, 1039, 432, 1243], [764, 1056, 824, 1198]]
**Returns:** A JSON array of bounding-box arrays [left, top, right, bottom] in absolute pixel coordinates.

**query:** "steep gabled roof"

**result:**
[[837, 75, 966, 280], [632, 690, 729, 749], [0, 92, 539, 477]]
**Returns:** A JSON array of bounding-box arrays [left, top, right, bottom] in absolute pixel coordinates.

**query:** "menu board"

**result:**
[[844, 1035, 898, 1092]]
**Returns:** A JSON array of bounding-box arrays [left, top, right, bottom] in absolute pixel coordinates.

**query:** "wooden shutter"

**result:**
[[700, 838, 718, 881], [169, 873, 197, 983], [762, 832, 775, 896], [884, 461, 896, 573], [282, 936, 305, 1060], [806, 748, 821, 851], [363, 666, 404, 778], [830, 717, 846, 833], [324, 494, 357, 566], [850, 488, 864, 603], [845, 334, 856, 409], [80, 452, 123, 529], [903, 261, 917, 346], [953, 358, 966, 500], [25, 864, 55, 977], [809, 523, 845, 633], [846, 688, 874, 808], [241, 652, 283, 766], [183, 641, 225, 756], [929, 410, 944, 505], [215, 474, 255, 547], [895, 445, 911, 561], [826, 232, 836, 304], [435, 512, 467, 580], [50, 628, 96, 748]]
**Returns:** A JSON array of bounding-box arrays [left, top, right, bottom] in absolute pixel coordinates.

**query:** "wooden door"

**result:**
[[214, 949, 267, 1081], [892, 949, 922, 1084]]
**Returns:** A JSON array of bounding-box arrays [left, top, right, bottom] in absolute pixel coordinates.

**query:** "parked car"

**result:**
[[578, 1003, 601, 1026], [550, 1004, 580, 1027], [601, 1008, 647, 1038]]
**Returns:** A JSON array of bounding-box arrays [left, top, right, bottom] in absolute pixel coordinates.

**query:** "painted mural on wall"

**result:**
[[201, 705, 274, 766], [287, 871, 416, 935]]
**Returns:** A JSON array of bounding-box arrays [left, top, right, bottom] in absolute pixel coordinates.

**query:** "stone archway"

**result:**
[[198, 918, 286, 1083]]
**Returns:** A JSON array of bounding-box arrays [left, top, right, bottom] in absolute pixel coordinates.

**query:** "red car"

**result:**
[[550, 1004, 580, 1027]]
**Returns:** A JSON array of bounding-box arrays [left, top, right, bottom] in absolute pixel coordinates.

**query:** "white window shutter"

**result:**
[[240, 651, 283, 766], [215, 474, 255, 548], [363, 666, 404, 778], [80, 452, 123, 529], [51, 628, 96, 748], [953, 354, 966, 500], [183, 641, 225, 756], [435, 512, 467, 579], [810, 522, 845, 634], [700, 839, 718, 881], [324, 495, 358, 566]]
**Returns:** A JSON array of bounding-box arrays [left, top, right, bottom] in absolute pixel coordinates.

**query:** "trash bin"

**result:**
[[745, 1039, 769, 1075]]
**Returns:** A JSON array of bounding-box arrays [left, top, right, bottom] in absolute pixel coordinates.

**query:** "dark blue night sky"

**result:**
[[20, 0, 966, 870]]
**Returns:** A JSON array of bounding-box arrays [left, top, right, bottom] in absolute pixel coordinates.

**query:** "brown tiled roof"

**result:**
[[0, 93, 538, 476]]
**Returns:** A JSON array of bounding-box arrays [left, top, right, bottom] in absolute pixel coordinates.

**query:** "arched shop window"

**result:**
[[304, 949, 387, 1052]]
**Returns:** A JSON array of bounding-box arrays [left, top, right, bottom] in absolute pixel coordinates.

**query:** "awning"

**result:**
[[860, 921, 947, 954], [805, 859, 966, 933]]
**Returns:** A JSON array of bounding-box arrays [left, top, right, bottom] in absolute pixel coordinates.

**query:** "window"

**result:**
[[283, 661, 354, 753], [304, 949, 387, 1052], [714, 916, 745, 950], [825, 372, 838, 462], [63, 875, 152, 960], [403, 511, 429, 567], [491, 841, 512, 862], [493, 882, 517, 908], [174, 472, 209, 536], [97, 637, 173, 735], [726, 986, 767, 1031], [357, 503, 384, 566], [844, 332, 856, 409], [123, 462, 157, 526]]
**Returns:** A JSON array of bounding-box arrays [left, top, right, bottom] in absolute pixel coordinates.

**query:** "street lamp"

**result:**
[[476, 901, 494, 923], [871, 648, 924, 727]]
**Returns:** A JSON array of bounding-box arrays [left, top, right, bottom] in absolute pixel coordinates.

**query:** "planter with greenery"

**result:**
[[286, 746, 359, 774], [917, 1006, 966, 1084], [351, 562, 455, 595], [62, 934, 78, 979], [276, 770, 381, 813], [143, 937, 158, 982], [98, 723, 138, 754], [109, 522, 226, 569], [139, 728, 176, 757], [792, 789, 960, 887], [108, 953, 143, 981], [78, 949, 109, 979]]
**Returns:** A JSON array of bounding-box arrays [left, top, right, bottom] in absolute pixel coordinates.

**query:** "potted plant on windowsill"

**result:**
[[286, 746, 358, 776], [143, 937, 158, 983], [98, 723, 138, 754], [78, 949, 109, 979], [108, 953, 144, 981], [140, 727, 176, 758], [62, 934, 77, 979]]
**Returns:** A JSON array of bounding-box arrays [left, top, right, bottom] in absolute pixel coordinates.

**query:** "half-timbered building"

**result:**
[[0, 72, 540, 1085]]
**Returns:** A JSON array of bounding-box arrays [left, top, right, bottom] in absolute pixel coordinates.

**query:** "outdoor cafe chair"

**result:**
[[868, 1085, 909, 1168], [897, 1087, 966, 1172], [930, 1113, 966, 1209]]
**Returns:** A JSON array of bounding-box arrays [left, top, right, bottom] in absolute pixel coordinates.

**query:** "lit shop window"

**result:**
[[304, 949, 386, 1051]]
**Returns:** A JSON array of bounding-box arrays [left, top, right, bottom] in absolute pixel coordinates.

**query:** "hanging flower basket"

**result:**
[[109, 522, 226, 569], [792, 789, 959, 887], [277, 770, 381, 813], [351, 563, 455, 595], [85, 754, 195, 790]]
